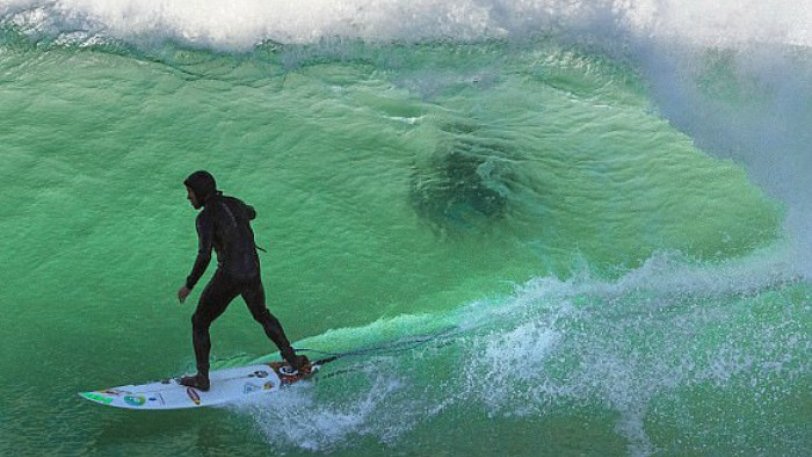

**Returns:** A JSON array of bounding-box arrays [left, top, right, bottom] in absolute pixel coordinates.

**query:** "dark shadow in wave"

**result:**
[[410, 121, 519, 234]]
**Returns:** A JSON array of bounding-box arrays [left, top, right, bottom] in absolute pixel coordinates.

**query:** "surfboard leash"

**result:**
[[298, 325, 460, 367]]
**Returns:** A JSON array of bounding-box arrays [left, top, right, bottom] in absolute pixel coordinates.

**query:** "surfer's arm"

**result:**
[[185, 211, 214, 289]]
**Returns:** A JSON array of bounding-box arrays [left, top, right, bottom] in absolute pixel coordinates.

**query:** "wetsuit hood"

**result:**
[[184, 170, 218, 204]]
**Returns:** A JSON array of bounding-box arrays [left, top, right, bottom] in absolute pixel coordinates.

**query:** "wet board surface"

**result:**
[[79, 361, 317, 410]]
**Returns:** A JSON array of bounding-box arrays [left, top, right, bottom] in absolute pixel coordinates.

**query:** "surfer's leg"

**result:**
[[242, 277, 308, 369], [189, 271, 240, 385]]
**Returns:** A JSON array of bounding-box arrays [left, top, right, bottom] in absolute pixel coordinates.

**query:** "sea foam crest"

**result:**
[[2, 0, 811, 50]]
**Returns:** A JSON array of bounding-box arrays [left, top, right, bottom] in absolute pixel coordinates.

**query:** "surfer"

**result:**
[[177, 170, 308, 391]]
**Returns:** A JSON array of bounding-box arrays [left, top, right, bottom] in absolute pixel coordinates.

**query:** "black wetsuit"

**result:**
[[186, 193, 296, 377]]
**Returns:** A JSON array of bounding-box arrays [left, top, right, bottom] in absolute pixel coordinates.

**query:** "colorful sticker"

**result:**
[[186, 387, 201, 406], [83, 392, 113, 405], [124, 396, 146, 407], [243, 383, 261, 394]]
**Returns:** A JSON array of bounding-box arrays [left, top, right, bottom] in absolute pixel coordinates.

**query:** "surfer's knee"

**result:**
[[249, 305, 269, 322], [251, 306, 279, 327]]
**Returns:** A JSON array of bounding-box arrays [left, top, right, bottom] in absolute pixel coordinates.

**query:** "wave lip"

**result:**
[[1, 0, 506, 50], [5, 1, 810, 51]]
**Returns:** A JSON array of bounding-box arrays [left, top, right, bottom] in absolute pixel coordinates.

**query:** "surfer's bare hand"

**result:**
[[178, 286, 191, 303]]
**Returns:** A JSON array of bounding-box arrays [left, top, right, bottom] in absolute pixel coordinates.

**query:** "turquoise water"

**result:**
[[1, 2, 810, 456]]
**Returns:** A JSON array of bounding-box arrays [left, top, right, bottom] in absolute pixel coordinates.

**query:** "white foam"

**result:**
[[1, 0, 499, 49], [634, 0, 812, 48], [231, 367, 405, 452], [2, 0, 812, 50]]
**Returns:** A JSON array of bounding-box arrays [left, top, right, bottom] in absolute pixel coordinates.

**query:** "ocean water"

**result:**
[[1, 1, 810, 456]]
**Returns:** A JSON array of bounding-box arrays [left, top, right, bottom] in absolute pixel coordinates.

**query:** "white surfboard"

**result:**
[[79, 361, 320, 410]]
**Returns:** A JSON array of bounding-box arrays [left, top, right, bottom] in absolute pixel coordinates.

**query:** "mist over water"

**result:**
[[637, 44, 812, 277], [1, 1, 811, 457]]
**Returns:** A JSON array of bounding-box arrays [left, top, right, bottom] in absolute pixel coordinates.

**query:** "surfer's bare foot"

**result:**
[[180, 373, 210, 391]]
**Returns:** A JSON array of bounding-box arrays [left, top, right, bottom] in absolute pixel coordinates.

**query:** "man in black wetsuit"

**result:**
[[177, 170, 308, 391]]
